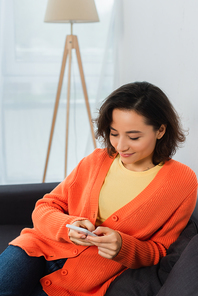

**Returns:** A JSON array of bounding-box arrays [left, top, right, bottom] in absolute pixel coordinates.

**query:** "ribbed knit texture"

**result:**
[[10, 149, 197, 296]]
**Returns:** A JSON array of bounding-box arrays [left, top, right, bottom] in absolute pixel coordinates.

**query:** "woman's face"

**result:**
[[109, 109, 166, 171]]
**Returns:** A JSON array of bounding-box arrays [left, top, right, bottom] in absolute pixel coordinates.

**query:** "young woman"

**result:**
[[0, 81, 197, 296]]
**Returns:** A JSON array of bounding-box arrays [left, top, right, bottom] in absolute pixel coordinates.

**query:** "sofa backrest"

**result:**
[[0, 182, 59, 225]]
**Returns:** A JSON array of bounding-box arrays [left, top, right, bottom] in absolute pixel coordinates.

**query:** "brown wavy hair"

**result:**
[[95, 81, 186, 165]]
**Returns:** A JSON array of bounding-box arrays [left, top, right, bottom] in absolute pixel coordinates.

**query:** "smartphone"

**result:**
[[66, 224, 97, 237]]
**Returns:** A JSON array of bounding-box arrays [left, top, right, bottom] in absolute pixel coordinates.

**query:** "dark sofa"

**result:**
[[0, 182, 59, 253]]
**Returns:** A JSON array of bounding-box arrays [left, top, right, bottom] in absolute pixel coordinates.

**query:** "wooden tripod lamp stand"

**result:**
[[43, 0, 99, 182]]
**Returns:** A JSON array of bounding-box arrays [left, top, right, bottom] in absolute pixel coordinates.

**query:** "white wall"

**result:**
[[115, 0, 198, 177]]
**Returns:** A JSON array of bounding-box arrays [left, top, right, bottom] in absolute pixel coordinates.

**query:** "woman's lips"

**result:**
[[120, 153, 134, 158]]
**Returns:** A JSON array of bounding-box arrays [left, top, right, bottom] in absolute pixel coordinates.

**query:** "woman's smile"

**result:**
[[119, 152, 135, 158]]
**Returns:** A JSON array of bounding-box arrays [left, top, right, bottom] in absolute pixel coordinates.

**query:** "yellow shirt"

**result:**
[[96, 155, 163, 225]]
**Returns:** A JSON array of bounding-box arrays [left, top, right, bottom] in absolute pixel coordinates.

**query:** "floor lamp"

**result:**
[[43, 0, 99, 182]]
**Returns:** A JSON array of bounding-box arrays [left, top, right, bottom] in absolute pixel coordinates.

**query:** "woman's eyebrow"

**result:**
[[126, 130, 142, 134], [110, 127, 117, 131], [110, 126, 142, 134]]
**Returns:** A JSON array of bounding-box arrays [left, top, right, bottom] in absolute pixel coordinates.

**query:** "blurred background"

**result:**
[[0, 0, 197, 184]]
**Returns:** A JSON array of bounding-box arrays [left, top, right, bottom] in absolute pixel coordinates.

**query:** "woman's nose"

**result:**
[[116, 138, 129, 151]]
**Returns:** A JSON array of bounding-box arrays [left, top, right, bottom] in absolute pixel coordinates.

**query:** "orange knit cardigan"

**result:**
[[11, 149, 197, 296]]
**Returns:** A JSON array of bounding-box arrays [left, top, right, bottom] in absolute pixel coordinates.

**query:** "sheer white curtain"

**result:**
[[0, 0, 115, 184], [0, 0, 6, 184], [114, 0, 198, 178]]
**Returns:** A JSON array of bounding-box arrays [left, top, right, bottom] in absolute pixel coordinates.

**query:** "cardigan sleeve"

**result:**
[[114, 186, 197, 269], [31, 149, 109, 244], [31, 158, 88, 243]]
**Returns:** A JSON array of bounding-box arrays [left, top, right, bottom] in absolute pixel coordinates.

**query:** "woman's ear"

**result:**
[[157, 124, 166, 139]]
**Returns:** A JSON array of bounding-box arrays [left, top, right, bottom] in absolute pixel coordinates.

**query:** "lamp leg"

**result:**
[[43, 34, 96, 182], [75, 37, 97, 149], [43, 37, 68, 182], [65, 46, 72, 178]]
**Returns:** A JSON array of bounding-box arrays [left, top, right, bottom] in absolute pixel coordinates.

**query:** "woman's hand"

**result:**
[[68, 220, 95, 246], [87, 227, 122, 259]]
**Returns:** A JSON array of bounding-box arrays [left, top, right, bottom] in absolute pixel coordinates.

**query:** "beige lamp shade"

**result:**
[[44, 0, 99, 23]]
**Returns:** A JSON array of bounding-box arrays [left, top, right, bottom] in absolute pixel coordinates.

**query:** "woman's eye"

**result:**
[[110, 133, 118, 137], [130, 137, 139, 140]]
